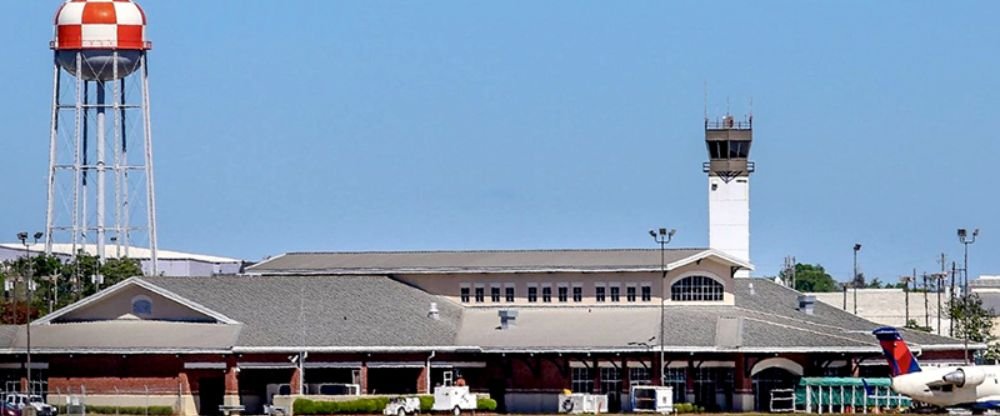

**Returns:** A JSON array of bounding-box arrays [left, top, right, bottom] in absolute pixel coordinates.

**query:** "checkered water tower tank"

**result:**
[[52, 0, 150, 81]]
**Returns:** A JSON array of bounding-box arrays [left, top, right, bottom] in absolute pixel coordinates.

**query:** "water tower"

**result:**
[[703, 114, 754, 277], [45, 0, 159, 275]]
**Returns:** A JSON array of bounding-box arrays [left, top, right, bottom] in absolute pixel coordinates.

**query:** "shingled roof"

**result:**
[[245, 248, 750, 275], [13, 275, 974, 354], [143, 275, 465, 351]]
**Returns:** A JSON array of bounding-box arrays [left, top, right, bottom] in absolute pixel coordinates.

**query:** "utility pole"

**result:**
[[923, 273, 930, 329], [902, 275, 911, 324], [950, 261, 957, 337], [938, 253, 946, 335]]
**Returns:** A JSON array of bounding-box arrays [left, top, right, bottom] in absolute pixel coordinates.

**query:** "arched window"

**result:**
[[131, 296, 153, 316], [670, 276, 724, 301]]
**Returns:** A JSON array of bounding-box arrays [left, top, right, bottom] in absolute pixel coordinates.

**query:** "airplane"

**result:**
[[874, 326, 1000, 410]]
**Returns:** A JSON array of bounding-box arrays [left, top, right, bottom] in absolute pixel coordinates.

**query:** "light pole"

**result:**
[[957, 228, 978, 364], [17, 231, 42, 395], [649, 228, 675, 387], [853, 243, 861, 314]]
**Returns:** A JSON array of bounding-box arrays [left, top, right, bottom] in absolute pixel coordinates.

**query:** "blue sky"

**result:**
[[2, 1, 998, 282]]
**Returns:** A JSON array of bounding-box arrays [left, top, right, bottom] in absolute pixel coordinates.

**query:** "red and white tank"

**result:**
[[52, 0, 150, 81]]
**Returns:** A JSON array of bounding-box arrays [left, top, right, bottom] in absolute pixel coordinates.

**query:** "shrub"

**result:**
[[418, 395, 434, 411], [476, 397, 497, 411], [294, 397, 393, 415], [56, 405, 174, 416]]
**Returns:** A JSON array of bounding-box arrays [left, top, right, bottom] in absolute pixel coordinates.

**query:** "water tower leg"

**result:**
[[45, 62, 61, 255], [140, 53, 159, 276], [71, 52, 84, 258]]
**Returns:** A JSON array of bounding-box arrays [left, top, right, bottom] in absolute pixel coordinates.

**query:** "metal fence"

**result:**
[[3, 385, 187, 416]]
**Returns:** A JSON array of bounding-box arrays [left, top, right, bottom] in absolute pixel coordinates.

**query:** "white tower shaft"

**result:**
[[709, 176, 750, 277]]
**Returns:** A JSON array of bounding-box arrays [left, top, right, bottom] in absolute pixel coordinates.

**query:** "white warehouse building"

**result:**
[[0, 243, 243, 277]]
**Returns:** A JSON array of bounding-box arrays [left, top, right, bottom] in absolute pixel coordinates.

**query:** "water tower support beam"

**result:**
[[140, 54, 159, 276], [45, 61, 61, 255], [71, 52, 84, 258]]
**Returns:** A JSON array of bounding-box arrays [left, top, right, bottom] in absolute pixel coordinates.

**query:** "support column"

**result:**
[[592, 359, 601, 395], [621, 359, 630, 412], [417, 365, 429, 394], [224, 357, 241, 410], [685, 362, 696, 404], [652, 355, 663, 387], [733, 355, 754, 412], [358, 364, 369, 395], [290, 367, 303, 397], [177, 371, 198, 416]]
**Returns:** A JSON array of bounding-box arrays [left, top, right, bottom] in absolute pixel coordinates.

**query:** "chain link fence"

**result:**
[[2, 385, 187, 416]]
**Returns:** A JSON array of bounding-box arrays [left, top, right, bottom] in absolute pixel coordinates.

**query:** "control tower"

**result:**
[[703, 115, 754, 277]]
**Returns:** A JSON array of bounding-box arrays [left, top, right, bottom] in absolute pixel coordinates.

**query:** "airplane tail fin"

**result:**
[[861, 379, 875, 396], [873, 326, 921, 377]]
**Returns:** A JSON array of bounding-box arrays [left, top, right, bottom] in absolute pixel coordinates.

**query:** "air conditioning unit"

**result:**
[[557, 393, 608, 414]]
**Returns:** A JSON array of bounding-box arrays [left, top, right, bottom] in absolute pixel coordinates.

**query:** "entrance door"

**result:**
[[199, 377, 225, 416], [752, 368, 799, 412]]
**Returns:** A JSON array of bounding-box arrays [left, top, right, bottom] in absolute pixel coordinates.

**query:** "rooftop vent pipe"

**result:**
[[428, 302, 440, 320], [797, 295, 816, 315], [498, 309, 519, 330]]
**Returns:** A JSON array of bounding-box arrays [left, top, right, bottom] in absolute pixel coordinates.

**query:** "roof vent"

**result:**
[[797, 295, 816, 315], [748, 282, 755, 295], [428, 302, 440, 320], [498, 309, 519, 330]]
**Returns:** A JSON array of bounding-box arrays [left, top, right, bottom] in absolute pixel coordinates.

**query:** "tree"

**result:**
[[866, 277, 884, 289], [904, 319, 932, 333], [782, 263, 840, 292], [949, 293, 994, 344]]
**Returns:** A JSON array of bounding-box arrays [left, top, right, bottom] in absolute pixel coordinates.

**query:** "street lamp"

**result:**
[[17, 231, 42, 395], [853, 243, 861, 314], [649, 228, 675, 387], [957, 228, 979, 364]]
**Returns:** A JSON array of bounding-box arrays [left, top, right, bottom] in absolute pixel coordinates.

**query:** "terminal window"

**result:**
[[671, 276, 724, 301]]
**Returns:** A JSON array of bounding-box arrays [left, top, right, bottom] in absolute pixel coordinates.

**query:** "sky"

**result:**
[[2, 1, 998, 283]]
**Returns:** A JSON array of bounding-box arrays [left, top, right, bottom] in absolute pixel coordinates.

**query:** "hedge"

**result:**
[[295, 395, 495, 415], [673, 402, 705, 413], [57, 405, 174, 416], [476, 398, 497, 411]]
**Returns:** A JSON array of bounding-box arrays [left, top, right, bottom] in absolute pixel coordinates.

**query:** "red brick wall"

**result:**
[[48, 377, 182, 394]]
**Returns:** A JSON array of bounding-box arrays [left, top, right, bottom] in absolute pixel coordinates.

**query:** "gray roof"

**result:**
[[733, 279, 966, 349], [454, 279, 971, 353], [20, 276, 971, 355], [143, 275, 464, 349], [246, 249, 710, 274], [13, 321, 240, 353]]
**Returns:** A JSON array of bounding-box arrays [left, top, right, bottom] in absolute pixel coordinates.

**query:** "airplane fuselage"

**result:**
[[892, 366, 1000, 408]]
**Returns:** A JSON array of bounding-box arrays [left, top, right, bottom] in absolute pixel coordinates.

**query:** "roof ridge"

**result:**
[[281, 248, 706, 255]]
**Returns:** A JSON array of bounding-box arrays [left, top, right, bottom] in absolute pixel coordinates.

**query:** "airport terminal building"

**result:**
[[0, 249, 974, 415]]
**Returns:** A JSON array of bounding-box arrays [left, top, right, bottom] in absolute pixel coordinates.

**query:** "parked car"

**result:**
[[3, 395, 57, 416]]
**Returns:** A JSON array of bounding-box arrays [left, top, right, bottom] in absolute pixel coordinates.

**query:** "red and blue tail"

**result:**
[[873, 327, 921, 377]]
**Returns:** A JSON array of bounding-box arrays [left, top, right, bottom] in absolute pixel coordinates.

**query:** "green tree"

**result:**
[[100, 257, 143, 287], [950, 293, 995, 344], [904, 319, 932, 333], [783, 263, 840, 292]]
